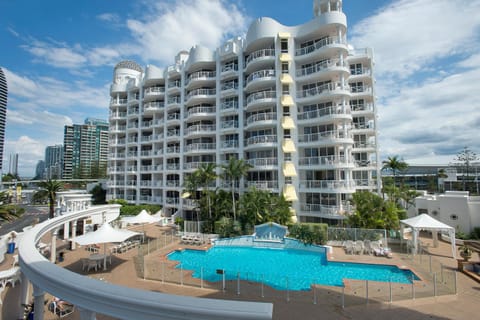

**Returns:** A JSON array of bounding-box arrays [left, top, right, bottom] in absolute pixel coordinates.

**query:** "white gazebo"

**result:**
[[400, 214, 456, 258]]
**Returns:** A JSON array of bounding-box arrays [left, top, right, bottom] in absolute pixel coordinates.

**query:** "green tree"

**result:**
[[382, 156, 408, 202], [348, 191, 402, 230], [221, 157, 252, 222], [37, 179, 64, 218], [90, 183, 107, 204], [453, 146, 478, 191], [197, 163, 217, 220]]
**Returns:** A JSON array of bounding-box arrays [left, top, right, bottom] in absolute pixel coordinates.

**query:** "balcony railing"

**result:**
[[184, 143, 216, 152], [186, 88, 216, 100], [221, 140, 239, 149], [299, 156, 349, 166], [300, 180, 356, 189], [185, 106, 215, 117], [186, 71, 216, 84], [245, 69, 275, 86], [245, 49, 275, 66], [295, 36, 346, 56], [220, 100, 239, 111], [244, 135, 277, 146], [245, 180, 278, 190], [221, 120, 238, 129], [296, 59, 346, 77], [246, 157, 277, 167], [184, 124, 216, 135], [298, 105, 349, 121], [296, 82, 347, 99], [298, 130, 351, 143], [246, 112, 277, 126], [246, 90, 276, 105]]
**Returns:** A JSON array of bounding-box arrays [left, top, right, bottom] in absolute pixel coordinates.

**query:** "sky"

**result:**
[[1, 0, 479, 177]]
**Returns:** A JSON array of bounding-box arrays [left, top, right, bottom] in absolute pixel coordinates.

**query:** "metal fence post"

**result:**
[[261, 274, 264, 298], [313, 283, 317, 305], [162, 261, 165, 284], [389, 279, 392, 303], [180, 264, 183, 286], [429, 255, 432, 273], [454, 270, 457, 295], [342, 286, 345, 309], [201, 267, 203, 289], [366, 280, 369, 304], [441, 264, 444, 283], [286, 277, 289, 302], [143, 255, 146, 280], [433, 273, 437, 297], [237, 272, 240, 295], [411, 274, 415, 300]]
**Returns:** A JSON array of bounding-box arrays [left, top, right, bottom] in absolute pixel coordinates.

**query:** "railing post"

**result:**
[[201, 267, 204, 288], [342, 286, 345, 309], [261, 274, 265, 298], [237, 272, 240, 295], [286, 277, 289, 302], [366, 280, 369, 304], [389, 279, 392, 303], [433, 273, 437, 297], [180, 264, 183, 286], [411, 274, 415, 300], [162, 261, 165, 283], [313, 283, 317, 305], [454, 270, 458, 295], [429, 255, 432, 273]]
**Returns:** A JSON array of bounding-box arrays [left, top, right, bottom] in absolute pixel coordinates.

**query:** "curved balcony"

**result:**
[[245, 112, 277, 130], [296, 83, 350, 103], [184, 124, 216, 137], [299, 179, 356, 192], [298, 130, 353, 146], [245, 90, 276, 111], [245, 180, 278, 192], [127, 108, 140, 117], [295, 36, 348, 62], [351, 103, 374, 115], [296, 59, 349, 81], [185, 88, 216, 105], [143, 86, 165, 99], [244, 49, 275, 73], [110, 98, 128, 107], [220, 100, 239, 113], [221, 63, 239, 79], [185, 71, 216, 88], [220, 120, 239, 131], [297, 106, 352, 125], [110, 111, 127, 120], [245, 157, 277, 168], [183, 161, 216, 171], [221, 140, 239, 149], [244, 135, 277, 149], [167, 113, 181, 124], [167, 96, 181, 109], [184, 142, 216, 154], [144, 101, 164, 114], [166, 128, 181, 140], [244, 69, 275, 92], [220, 80, 239, 97], [166, 146, 180, 154], [167, 79, 181, 94], [351, 122, 375, 134], [185, 105, 216, 121], [298, 156, 354, 169], [352, 142, 377, 152], [111, 125, 126, 133], [350, 86, 373, 99]]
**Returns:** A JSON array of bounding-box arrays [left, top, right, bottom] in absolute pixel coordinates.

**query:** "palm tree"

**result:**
[[37, 179, 64, 218], [197, 163, 217, 220], [221, 157, 252, 222], [382, 156, 408, 202]]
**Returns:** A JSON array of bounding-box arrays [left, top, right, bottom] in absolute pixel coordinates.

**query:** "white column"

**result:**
[[327, 0, 331, 12], [78, 307, 97, 320], [71, 221, 77, 250], [64, 221, 70, 240], [32, 284, 45, 320], [17, 272, 31, 319], [50, 229, 58, 263]]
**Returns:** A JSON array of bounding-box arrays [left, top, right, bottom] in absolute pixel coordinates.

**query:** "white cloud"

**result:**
[[125, 0, 248, 65], [4, 136, 47, 177], [350, 0, 480, 78], [349, 0, 480, 164]]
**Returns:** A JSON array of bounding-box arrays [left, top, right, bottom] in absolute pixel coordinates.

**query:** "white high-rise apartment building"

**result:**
[[107, 0, 380, 224]]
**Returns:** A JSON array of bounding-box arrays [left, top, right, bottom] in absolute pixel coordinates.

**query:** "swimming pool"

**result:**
[[167, 246, 419, 291]]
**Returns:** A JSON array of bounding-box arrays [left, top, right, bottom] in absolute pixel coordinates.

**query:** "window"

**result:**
[[281, 39, 288, 53], [282, 62, 289, 74], [284, 153, 292, 161], [282, 84, 289, 95], [283, 106, 290, 116], [350, 63, 363, 75], [418, 208, 428, 214], [284, 129, 291, 139], [450, 214, 458, 221], [350, 82, 364, 93]]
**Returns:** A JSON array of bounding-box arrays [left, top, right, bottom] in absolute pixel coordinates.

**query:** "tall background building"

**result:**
[[0, 68, 7, 173], [63, 118, 109, 179], [34, 160, 46, 180], [107, 0, 380, 224], [45, 145, 64, 179], [8, 153, 18, 176]]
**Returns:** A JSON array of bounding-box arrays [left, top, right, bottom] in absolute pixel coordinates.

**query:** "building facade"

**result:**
[[63, 118, 109, 179], [0, 68, 7, 172], [107, 0, 380, 224], [8, 153, 18, 176], [45, 145, 64, 179]]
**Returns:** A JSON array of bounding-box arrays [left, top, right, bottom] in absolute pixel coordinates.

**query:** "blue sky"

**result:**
[[1, 0, 480, 177]]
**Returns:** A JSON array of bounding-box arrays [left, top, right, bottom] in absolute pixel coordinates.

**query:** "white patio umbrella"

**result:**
[[75, 223, 141, 270]]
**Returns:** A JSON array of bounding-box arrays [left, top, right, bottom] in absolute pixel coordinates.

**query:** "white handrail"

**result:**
[[18, 205, 273, 320]]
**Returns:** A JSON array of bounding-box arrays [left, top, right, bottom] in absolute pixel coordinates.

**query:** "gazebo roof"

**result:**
[[254, 222, 288, 241]]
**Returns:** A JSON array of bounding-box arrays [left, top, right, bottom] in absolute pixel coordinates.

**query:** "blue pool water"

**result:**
[[167, 246, 419, 291]]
